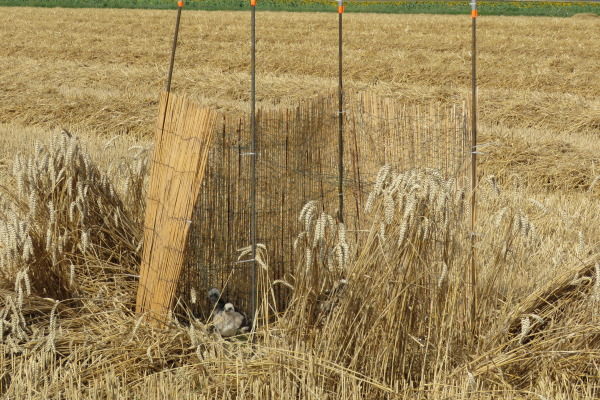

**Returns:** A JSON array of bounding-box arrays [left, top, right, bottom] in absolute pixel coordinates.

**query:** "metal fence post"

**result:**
[[250, 0, 257, 326], [338, 0, 344, 224], [166, 1, 183, 93], [470, 0, 478, 340]]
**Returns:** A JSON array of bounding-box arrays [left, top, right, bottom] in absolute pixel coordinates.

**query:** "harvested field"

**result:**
[[1, 7, 600, 136], [1, 6, 600, 400]]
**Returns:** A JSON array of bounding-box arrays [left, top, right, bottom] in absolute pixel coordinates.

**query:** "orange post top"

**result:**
[[338, 5, 343, 13], [251, 0, 256, 5], [178, 0, 183, 7], [471, 9, 477, 17]]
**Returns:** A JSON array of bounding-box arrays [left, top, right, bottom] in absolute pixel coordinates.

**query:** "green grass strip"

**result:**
[[1, 0, 600, 17]]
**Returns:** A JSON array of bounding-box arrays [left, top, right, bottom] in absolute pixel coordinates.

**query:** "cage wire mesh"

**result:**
[[178, 90, 471, 320]]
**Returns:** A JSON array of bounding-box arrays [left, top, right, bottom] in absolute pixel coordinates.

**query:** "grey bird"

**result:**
[[315, 278, 348, 319], [208, 287, 227, 312], [212, 303, 250, 337], [207, 288, 251, 336]]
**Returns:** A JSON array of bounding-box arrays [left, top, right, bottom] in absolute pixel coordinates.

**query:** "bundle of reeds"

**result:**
[[136, 92, 217, 318]]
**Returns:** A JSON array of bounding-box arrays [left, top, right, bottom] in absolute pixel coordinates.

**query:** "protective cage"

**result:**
[[177, 90, 471, 320]]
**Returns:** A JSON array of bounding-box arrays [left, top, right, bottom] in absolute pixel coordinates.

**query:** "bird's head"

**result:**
[[224, 303, 235, 313], [208, 288, 221, 300]]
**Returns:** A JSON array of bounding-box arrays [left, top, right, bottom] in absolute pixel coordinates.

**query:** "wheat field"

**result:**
[[1, 6, 600, 399], [1, 8, 600, 136]]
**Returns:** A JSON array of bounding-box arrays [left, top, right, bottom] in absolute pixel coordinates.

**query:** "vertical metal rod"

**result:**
[[470, 0, 478, 339], [166, 1, 183, 93], [338, 0, 344, 224], [250, 0, 257, 324]]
